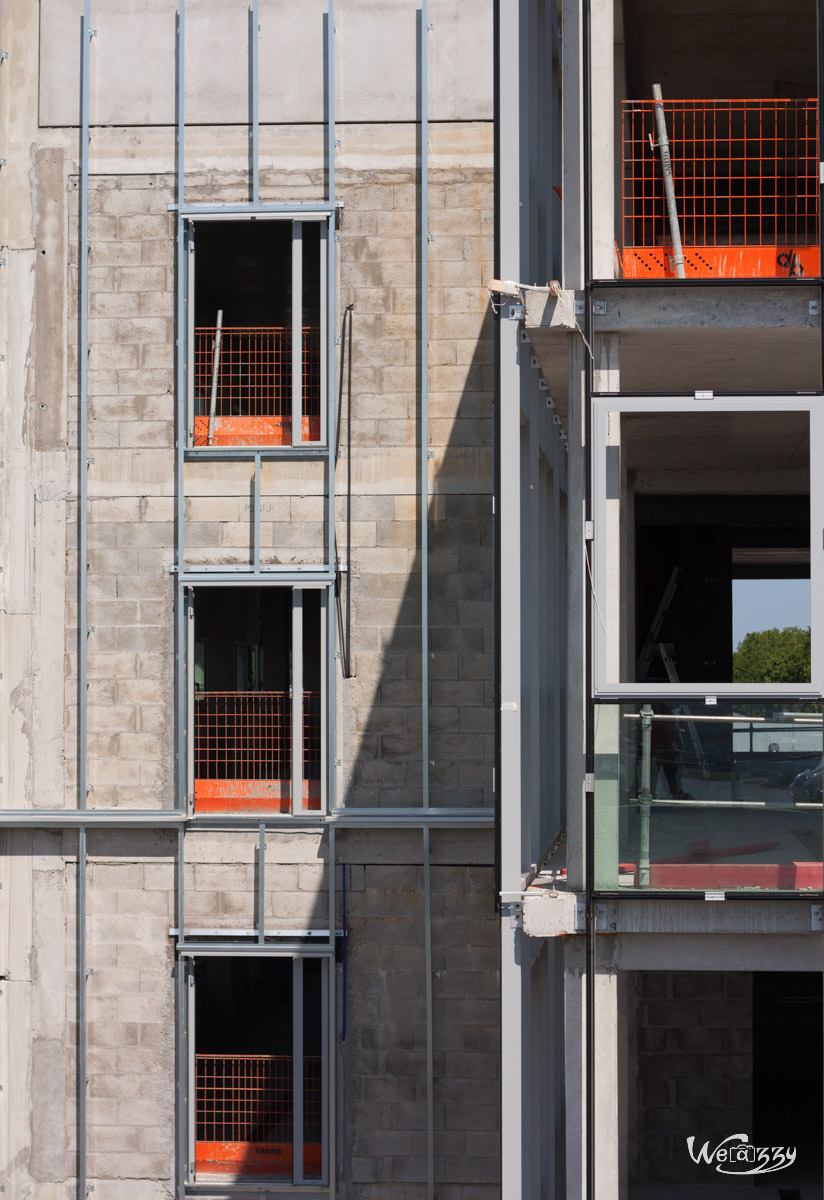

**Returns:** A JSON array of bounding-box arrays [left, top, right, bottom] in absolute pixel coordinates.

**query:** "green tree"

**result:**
[[732, 626, 811, 684]]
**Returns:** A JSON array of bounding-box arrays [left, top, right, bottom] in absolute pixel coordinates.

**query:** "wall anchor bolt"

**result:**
[[89, 29, 97, 37], [427, 233, 434, 242], [0, 51, 7, 61], [429, 759, 435, 766], [334, 139, 341, 148], [594, 299, 607, 315], [334, 758, 341, 767], [86, 625, 95, 634], [87, 784, 94, 792], [809, 299, 820, 316], [86, 967, 94, 978], [334, 233, 341, 242], [0, 161, 6, 168], [427, 450, 434, 459], [0, 355, 5, 361], [86, 456, 94, 466], [427, 21, 434, 29], [0, 259, 6, 267], [335, 336, 341, 345]]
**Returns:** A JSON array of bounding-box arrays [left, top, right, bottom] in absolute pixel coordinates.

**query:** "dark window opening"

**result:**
[[194, 958, 324, 1180], [192, 588, 322, 812], [192, 220, 322, 445], [618, 0, 819, 278]]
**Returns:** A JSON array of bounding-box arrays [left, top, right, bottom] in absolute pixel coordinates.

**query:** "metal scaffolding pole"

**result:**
[[423, 825, 435, 1199], [420, 1, 430, 810], [326, 0, 337, 811]]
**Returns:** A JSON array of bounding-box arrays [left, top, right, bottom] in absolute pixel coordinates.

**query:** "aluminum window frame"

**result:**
[[185, 213, 330, 452], [186, 583, 330, 817], [591, 394, 824, 698], [183, 951, 332, 1189]]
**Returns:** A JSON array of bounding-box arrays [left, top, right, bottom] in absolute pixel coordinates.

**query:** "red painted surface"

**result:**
[[194, 779, 321, 813], [193, 415, 322, 447], [623, 245, 820, 279], [195, 1140, 322, 1176], [642, 861, 823, 889]]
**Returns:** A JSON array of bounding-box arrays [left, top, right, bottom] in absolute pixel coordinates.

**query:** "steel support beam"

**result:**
[[420, 1, 430, 810]]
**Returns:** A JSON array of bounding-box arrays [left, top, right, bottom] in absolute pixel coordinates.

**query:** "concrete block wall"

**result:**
[[629, 971, 753, 1186], [2, 35, 497, 1196]]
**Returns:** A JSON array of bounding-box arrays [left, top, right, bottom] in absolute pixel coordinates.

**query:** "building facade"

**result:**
[[0, 2, 499, 1198], [499, 0, 824, 1197]]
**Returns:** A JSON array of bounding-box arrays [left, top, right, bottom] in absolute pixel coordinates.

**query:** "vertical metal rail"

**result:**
[[292, 590, 304, 810], [253, 452, 261, 571], [77, 827, 88, 1197], [420, 0, 430, 809], [77, 8, 92, 1196], [293, 956, 305, 1185], [78, 2, 91, 813], [326, 1, 337, 810], [326, 823, 336, 1193], [176, 827, 188, 1195], [292, 222, 303, 443], [582, 0, 596, 1193], [174, 7, 188, 1198], [423, 825, 435, 1200], [257, 822, 266, 942], [250, 0, 260, 204]]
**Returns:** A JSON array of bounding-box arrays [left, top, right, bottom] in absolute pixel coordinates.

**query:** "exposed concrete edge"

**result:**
[[591, 285, 821, 331], [524, 287, 580, 333]]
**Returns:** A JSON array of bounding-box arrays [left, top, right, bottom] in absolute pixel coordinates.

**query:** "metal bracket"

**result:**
[[573, 299, 585, 315], [500, 900, 522, 928], [519, 329, 530, 344], [812, 903, 823, 931], [694, 390, 713, 400], [584, 520, 594, 541], [704, 890, 725, 901], [530, 355, 539, 369], [584, 771, 595, 791], [593, 299, 607, 315], [809, 299, 821, 317], [506, 304, 525, 320]]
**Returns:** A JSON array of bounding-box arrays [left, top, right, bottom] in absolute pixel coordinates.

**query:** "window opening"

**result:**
[[617, 972, 822, 1196], [594, 404, 815, 692], [193, 957, 324, 1181], [191, 221, 322, 446], [191, 588, 322, 812], [616, 0, 819, 279], [594, 700, 823, 892]]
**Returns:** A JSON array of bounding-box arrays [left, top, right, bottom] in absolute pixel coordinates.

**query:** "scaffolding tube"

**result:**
[[421, 3, 431, 812], [651, 84, 686, 279]]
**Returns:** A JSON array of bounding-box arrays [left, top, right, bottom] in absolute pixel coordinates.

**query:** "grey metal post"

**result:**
[[498, 0, 528, 1195], [206, 309, 223, 445], [293, 957, 305, 1184], [251, 0, 260, 204], [79, 2, 92, 814], [326, 822, 335, 1191], [176, 826, 188, 1195], [420, 0, 430, 809], [638, 704, 653, 887], [292, 222, 303, 444], [325, 0, 337, 811], [257, 823, 266, 943], [253, 452, 261, 570], [423, 825, 435, 1199], [77, 826, 88, 1197], [292, 590, 304, 810], [651, 85, 685, 279]]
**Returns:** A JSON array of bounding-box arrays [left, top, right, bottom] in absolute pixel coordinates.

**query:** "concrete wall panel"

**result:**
[[39, 0, 492, 127]]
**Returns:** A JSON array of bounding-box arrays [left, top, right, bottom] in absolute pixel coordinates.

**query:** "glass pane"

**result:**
[[598, 408, 811, 685], [594, 700, 823, 892]]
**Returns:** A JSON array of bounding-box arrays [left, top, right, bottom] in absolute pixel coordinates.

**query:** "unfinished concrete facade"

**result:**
[[0, 2, 498, 1198], [500, 0, 824, 1197]]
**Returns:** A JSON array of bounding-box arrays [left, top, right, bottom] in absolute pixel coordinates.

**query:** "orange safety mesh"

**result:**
[[193, 691, 321, 812], [193, 326, 321, 445], [622, 99, 819, 278], [195, 1053, 322, 1177]]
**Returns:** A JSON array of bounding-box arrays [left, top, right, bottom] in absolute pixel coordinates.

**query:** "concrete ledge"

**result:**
[[591, 285, 821, 331]]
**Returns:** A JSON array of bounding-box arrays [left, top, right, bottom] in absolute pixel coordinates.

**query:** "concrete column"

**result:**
[[591, 0, 616, 278], [563, 939, 586, 1199], [566, 334, 587, 890]]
